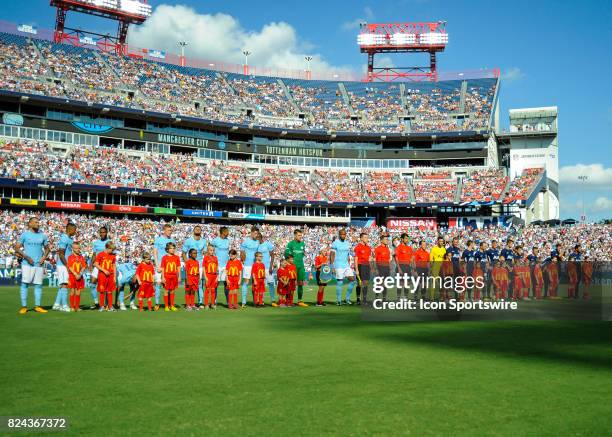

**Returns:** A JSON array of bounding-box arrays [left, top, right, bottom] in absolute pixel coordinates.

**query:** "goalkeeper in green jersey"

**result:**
[[284, 229, 309, 307]]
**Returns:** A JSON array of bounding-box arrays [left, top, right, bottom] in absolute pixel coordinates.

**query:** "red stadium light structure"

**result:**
[[358, 21, 448, 82], [50, 0, 151, 54]]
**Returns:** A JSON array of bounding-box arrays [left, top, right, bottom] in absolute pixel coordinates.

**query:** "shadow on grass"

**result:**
[[260, 309, 612, 371]]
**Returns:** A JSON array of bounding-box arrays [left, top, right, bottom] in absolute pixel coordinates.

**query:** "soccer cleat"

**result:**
[[315, 303, 323, 307], [171, 306, 178, 311], [107, 307, 116, 312], [164, 306, 170, 312], [154, 305, 160, 311], [61, 305, 71, 312], [271, 302, 279, 307], [345, 300, 353, 305], [130, 303, 138, 310], [99, 307, 106, 312], [52, 303, 61, 311], [336, 301, 342, 306], [297, 301, 309, 307], [89, 303, 98, 310], [119, 303, 127, 311], [186, 306, 193, 312], [33, 306, 47, 313], [211, 305, 217, 310], [19, 307, 28, 314], [241, 304, 247, 308]]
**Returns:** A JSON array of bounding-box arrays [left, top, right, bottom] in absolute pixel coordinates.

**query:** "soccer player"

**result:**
[[251, 252, 266, 307], [414, 240, 430, 300], [256, 231, 276, 306], [533, 257, 545, 299], [394, 233, 414, 300], [441, 252, 454, 301], [160, 242, 181, 311], [185, 248, 200, 311], [461, 240, 476, 301], [136, 253, 155, 311], [52, 222, 77, 312], [374, 234, 391, 302], [353, 233, 372, 305], [203, 245, 219, 309], [429, 236, 446, 300], [546, 256, 560, 299], [181, 225, 207, 307], [15, 217, 50, 314], [225, 249, 243, 310], [568, 244, 582, 299], [284, 229, 309, 307], [210, 226, 230, 305], [153, 224, 175, 310], [116, 260, 137, 311], [582, 255, 592, 300], [240, 227, 260, 307], [88, 226, 109, 309], [314, 247, 329, 306], [94, 241, 117, 311], [67, 243, 86, 312], [330, 229, 356, 306], [491, 258, 509, 300]]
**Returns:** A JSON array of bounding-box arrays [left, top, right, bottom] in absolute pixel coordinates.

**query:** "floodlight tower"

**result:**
[[357, 21, 448, 82], [50, 0, 152, 54]]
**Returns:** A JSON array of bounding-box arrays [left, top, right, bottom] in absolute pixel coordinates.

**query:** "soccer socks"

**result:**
[[164, 294, 169, 308], [90, 285, 98, 304], [139, 299, 144, 311], [268, 282, 276, 302], [241, 282, 248, 305], [170, 293, 175, 307], [155, 283, 161, 305], [54, 288, 62, 306], [69, 294, 74, 309], [75, 294, 81, 309], [106, 292, 113, 308], [297, 285, 304, 301], [20, 283, 28, 307], [345, 281, 356, 302], [317, 288, 324, 305], [99, 292, 106, 308], [34, 285, 42, 306], [336, 279, 344, 302], [118, 289, 125, 303]]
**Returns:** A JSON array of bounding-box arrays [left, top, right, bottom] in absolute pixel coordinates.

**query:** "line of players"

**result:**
[[14, 217, 594, 314]]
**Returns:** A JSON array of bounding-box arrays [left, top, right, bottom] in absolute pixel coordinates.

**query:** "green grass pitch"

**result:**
[[1, 285, 611, 436]]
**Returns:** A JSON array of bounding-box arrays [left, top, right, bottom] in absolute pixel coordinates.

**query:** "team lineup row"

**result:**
[[14, 216, 596, 314]]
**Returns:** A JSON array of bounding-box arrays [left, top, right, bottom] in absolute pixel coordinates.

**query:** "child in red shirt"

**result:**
[[160, 242, 181, 311], [203, 246, 219, 309], [276, 258, 290, 307], [225, 249, 243, 310], [286, 255, 298, 307], [67, 243, 86, 312], [94, 241, 116, 311], [184, 249, 200, 311], [251, 252, 266, 307], [136, 253, 155, 311], [314, 248, 329, 306]]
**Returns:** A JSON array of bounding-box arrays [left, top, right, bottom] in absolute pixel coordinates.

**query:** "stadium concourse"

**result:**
[[0, 140, 544, 204], [0, 32, 496, 134]]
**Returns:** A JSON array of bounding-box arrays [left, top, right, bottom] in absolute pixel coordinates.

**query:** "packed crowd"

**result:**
[[1, 211, 611, 271], [413, 180, 457, 203], [461, 169, 508, 203], [0, 33, 497, 134], [504, 168, 545, 203]]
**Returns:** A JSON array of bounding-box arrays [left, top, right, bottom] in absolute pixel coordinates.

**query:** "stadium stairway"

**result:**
[[94, 51, 128, 88], [407, 180, 416, 203], [459, 80, 468, 114], [454, 177, 463, 203], [277, 79, 302, 114], [337, 82, 357, 118], [399, 83, 410, 116], [217, 72, 238, 97]]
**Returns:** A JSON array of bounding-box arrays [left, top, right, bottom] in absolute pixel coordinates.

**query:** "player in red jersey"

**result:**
[[353, 233, 372, 305], [582, 256, 592, 300], [276, 257, 290, 307], [251, 252, 266, 307], [203, 245, 219, 309], [185, 249, 200, 311], [286, 255, 298, 307], [394, 233, 414, 299], [491, 258, 509, 300], [440, 252, 454, 301], [225, 249, 243, 310], [473, 261, 485, 301], [314, 248, 329, 306], [533, 257, 544, 299], [67, 242, 86, 312], [136, 253, 155, 311], [160, 242, 181, 311], [94, 241, 117, 311], [374, 234, 391, 301]]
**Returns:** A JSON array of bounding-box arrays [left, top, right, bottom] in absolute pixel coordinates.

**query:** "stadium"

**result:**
[[0, 1, 610, 435]]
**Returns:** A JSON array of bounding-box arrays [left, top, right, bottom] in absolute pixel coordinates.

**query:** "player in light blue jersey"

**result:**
[[209, 226, 230, 305], [116, 261, 138, 310], [181, 225, 207, 306], [330, 229, 356, 305], [88, 226, 109, 309], [256, 231, 276, 305], [15, 217, 50, 314], [240, 227, 260, 307], [153, 223, 175, 310], [52, 223, 77, 312]]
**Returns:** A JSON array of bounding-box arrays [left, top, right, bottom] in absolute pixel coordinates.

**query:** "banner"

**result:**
[[17, 24, 37, 35], [351, 217, 376, 228], [79, 36, 96, 46], [154, 207, 176, 215], [46, 201, 95, 210], [182, 209, 222, 218], [149, 49, 166, 59], [448, 216, 513, 229], [386, 217, 437, 231], [10, 198, 38, 206], [228, 212, 265, 220], [102, 205, 148, 213]]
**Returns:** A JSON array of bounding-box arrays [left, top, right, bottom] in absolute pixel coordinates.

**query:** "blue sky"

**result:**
[[2, 0, 611, 219]]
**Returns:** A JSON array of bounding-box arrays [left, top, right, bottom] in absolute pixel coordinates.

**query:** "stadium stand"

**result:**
[[504, 168, 545, 203]]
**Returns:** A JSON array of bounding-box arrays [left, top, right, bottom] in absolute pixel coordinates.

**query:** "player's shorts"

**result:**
[[91, 267, 99, 280], [21, 264, 45, 285], [205, 274, 218, 290], [97, 274, 116, 293], [376, 264, 390, 278], [56, 265, 69, 285], [242, 265, 252, 280], [227, 276, 240, 291], [185, 277, 199, 293], [296, 266, 306, 282], [276, 284, 287, 296], [357, 264, 371, 281], [139, 282, 154, 299], [164, 276, 178, 291], [218, 266, 227, 282], [396, 263, 411, 275], [253, 280, 265, 293], [68, 275, 85, 290], [335, 267, 355, 280]]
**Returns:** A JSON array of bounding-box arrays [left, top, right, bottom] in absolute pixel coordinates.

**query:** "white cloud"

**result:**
[[342, 6, 374, 31], [591, 196, 612, 213], [559, 164, 612, 190], [128, 4, 350, 74], [502, 67, 525, 83]]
